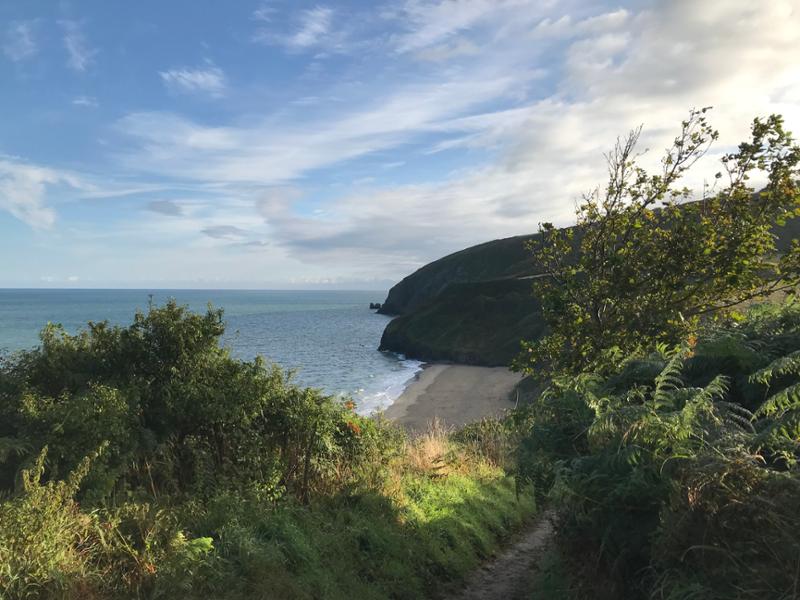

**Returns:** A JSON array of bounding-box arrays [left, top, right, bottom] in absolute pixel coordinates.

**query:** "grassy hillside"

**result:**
[[379, 278, 543, 366], [378, 233, 538, 316], [379, 216, 800, 367]]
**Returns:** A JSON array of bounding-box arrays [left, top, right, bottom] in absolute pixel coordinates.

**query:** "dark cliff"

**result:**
[[379, 216, 800, 366], [379, 278, 544, 366], [377, 233, 539, 316]]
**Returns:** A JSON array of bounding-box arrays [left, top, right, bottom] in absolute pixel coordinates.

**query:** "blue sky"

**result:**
[[1, 0, 799, 288]]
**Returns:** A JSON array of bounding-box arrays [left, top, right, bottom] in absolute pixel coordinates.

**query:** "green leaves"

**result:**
[[518, 109, 800, 376], [0, 300, 383, 506], [514, 301, 800, 598]]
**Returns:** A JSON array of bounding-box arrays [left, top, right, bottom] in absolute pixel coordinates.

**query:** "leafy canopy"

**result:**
[[516, 109, 800, 375]]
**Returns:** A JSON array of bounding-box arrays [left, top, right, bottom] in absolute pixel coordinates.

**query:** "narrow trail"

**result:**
[[446, 511, 555, 600]]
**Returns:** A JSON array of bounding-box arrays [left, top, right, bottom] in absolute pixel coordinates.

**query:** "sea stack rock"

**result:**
[[369, 302, 382, 310]]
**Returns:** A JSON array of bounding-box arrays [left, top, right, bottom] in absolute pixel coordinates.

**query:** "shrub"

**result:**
[[516, 300, 800, 598], [0, 448, 101, 598]]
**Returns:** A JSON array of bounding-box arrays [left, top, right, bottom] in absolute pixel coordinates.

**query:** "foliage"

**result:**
[[516, 300, 800, 599], [0, 303, 537, 598], [0, 448, 101, 598], [517, 109, 800, 375], [0, 301, 377, 504], [380, 277, 545, 366]]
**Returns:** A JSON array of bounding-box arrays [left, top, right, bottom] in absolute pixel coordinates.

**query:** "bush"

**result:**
[[0, 302, 538, 599], [517, 300, 800, 599], [0, 448, 101, 598], [0, 301, 376, 504]]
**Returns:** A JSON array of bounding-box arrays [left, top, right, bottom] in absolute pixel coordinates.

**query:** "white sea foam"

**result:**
[[354, 355, 424, 416]]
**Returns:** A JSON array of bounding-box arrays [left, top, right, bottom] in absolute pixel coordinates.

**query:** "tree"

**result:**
[[516, 109, 800, 375]]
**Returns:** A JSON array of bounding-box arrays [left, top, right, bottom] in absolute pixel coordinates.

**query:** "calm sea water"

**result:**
[[0, 289, 420, 415]]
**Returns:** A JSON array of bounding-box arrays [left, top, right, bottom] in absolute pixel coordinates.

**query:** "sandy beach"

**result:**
[[384, 364, 523, 430]]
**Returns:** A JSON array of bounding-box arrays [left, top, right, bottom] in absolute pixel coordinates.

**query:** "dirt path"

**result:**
[[446, 512, 555, 600]]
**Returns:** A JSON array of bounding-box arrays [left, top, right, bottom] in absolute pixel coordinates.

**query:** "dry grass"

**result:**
[[403, 418, 454, 477], [452, 417, 516, 470]]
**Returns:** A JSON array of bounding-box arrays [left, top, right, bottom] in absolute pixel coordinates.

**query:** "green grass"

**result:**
[[200, 470, 534, 600], [0, 430, 536, 599]]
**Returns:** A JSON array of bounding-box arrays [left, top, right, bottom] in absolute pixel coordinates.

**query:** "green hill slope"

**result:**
[[379, 278, 543, 366], [379, 218, 800, 366], [377, 233, 539, 316]]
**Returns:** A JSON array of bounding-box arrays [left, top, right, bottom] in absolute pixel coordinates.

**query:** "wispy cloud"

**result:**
[[4, 0, 800, 286], [72, 95, 98, 108], [60, 20, 97, 72], [243, 0, 800, 274], [290, 6, 333, 49], [391, 0, 541, 53], [3, 21, 38, 62], [252, 2, 276, 23], [160, 63, 227, 98], [0, 158, 82, 228], [146, 199, 184, 216], [254, 5, 339, 52], [115, 65, 531, 184]]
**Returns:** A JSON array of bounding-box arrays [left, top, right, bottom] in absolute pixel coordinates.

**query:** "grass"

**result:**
[[0, 421, 537, 599], [380, 278, 545, 366], [191, 422, 536, 599]]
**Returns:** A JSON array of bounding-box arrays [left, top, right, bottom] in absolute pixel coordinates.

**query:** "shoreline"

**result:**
[[384, 363, 523, 430]]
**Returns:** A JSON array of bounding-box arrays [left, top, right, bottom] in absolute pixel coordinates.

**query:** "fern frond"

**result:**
[[749, 350, 800, 385], [694, 375, 730, 405], [755, 382, 800, 418], [756, 408, 800, 445], [653, 351, 686, 409], [0, 436, 30, 463]]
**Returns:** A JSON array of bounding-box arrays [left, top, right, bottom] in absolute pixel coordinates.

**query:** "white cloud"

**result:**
[[290, 6, 333, 48], [392, 0, 544, 53], [160, 63, 227, 98], [3, 21, 37, 62], [252, 2, 277, 23], [414, 37, 479, 62], [254, 6, 339, 52], [115, 65, 535, 184], [0, 159, 79, 229], [60, 20, 97, 72], [0, 158, 150, 230], [13, 0, 798, 285], [101, 0, 800, 280], [251, 0, 800, 275], [72, 95, 98, 108]]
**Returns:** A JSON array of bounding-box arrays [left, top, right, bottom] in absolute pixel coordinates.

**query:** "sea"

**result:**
[[0, 289, 421, 415]]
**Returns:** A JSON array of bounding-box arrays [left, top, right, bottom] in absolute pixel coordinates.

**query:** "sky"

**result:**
[[1, 0, 799, 289]]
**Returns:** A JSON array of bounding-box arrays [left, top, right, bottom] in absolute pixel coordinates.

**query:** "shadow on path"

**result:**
[[446, 511, 555, 600]]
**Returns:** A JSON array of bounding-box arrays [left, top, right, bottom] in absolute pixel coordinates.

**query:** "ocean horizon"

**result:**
[[0, 288, 421, 415]]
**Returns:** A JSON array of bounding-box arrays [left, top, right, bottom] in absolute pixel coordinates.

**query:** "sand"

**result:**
[[384, 364, 524, 430]]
